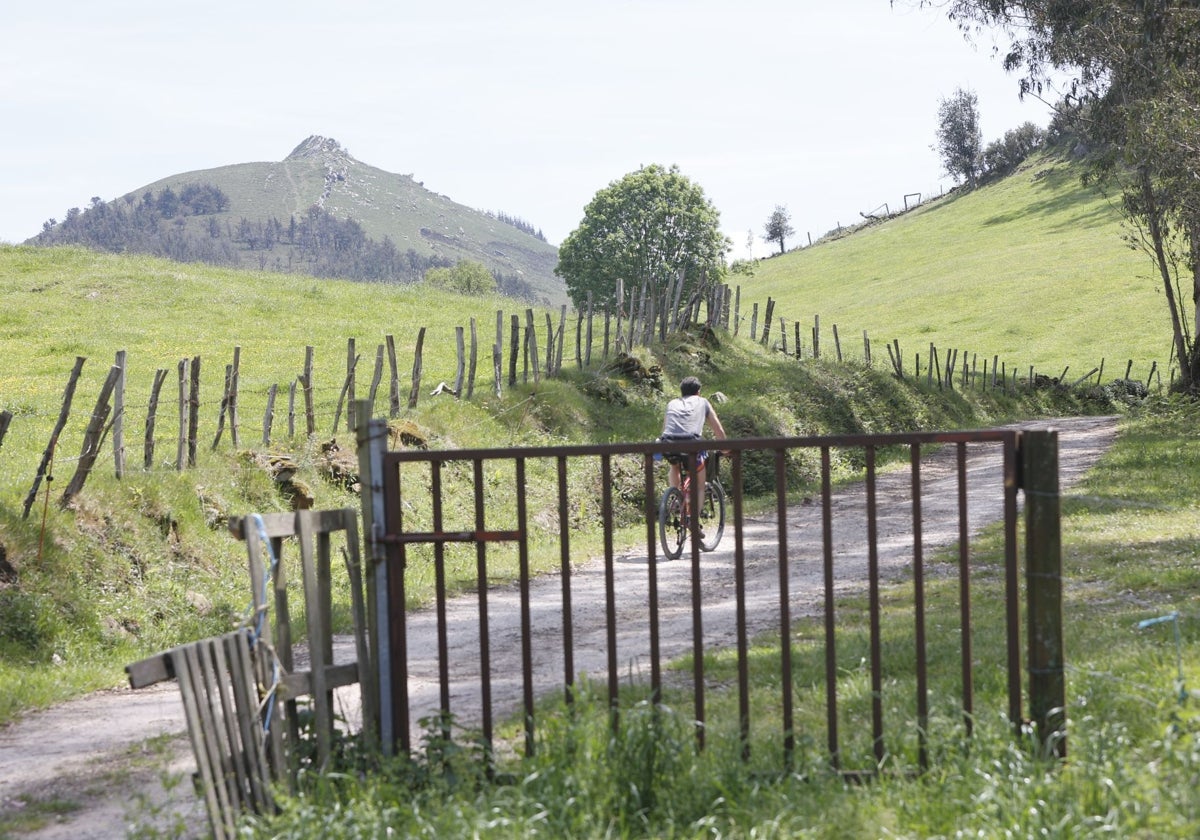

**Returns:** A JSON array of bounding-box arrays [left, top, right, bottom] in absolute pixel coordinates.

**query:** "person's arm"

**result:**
[[704, 402, 726, 441]]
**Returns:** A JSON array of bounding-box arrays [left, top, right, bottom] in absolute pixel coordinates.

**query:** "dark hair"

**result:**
[[680, 376, 701, 396]]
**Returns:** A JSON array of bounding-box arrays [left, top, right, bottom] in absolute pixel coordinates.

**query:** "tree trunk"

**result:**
[[1140, 168, 1193, 389]]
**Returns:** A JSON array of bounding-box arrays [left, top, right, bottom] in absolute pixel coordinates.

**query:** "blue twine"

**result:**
[[1137, 611, 1187, 704], [248, 513, 281, 734]]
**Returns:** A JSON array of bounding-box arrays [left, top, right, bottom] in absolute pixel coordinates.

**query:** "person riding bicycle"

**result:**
[[660, 375, 727, 491]]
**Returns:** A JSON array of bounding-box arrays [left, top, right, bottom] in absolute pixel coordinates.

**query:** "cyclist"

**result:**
[[659, 375, 727, 491]]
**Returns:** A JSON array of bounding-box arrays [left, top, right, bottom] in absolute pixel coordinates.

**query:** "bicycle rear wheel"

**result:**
[[699, 480, 726, 552], [658, 486, 686, 560]]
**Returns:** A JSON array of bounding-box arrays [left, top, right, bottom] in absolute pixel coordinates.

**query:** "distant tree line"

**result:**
[[488, 210, 546, 242], [33, 183, 548, 303]]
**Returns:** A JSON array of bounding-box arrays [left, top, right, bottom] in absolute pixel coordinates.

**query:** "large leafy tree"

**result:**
[[903, 0, 1200, 389], [935, 88, 983, 188], [763, 205, 795, 255], [555, 164, 728, 310]]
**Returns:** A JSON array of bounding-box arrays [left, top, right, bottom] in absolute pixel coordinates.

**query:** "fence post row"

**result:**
[[2, 289, 1155, 498]]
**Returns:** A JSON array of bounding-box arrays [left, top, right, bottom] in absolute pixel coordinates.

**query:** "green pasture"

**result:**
[[745, 154, 1164, 381]]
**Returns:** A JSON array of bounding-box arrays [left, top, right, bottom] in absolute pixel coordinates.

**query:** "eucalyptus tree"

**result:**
[[555, 164, 728, 312], [935, 88, 984, 188], [902, 0, 1200, 388]]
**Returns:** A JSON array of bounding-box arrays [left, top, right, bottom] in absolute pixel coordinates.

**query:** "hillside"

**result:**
[[31, 135, 567, 306], [743, 152, 1163, 382], [0, 148, 1170, 729]]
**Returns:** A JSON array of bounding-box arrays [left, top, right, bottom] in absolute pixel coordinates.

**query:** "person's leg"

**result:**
[[669, 462, 681, 489]]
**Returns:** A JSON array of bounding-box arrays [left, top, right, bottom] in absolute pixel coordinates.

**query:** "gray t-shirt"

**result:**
[[661, 395, 712, 439]]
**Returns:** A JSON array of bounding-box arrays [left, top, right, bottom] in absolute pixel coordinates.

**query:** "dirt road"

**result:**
[[0, 416, 1118, 838]]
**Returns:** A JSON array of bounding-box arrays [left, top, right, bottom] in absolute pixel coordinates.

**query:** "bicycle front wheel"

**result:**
[[699, 480, 726, 552], [658, 486, 686, 560]]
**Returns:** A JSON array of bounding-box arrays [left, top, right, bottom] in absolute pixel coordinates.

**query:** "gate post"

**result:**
[[1022, 430, 1066, 757], [355, 400, 392, 753]]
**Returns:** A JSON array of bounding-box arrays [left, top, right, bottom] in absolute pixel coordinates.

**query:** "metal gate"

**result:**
[[355, 410, 1064, 774]]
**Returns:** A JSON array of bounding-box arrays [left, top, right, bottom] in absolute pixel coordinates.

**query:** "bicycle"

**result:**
[[658, 451, 727, 560]]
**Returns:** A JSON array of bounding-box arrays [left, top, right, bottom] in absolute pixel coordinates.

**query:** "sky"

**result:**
[[1, 1, 1060, 261]]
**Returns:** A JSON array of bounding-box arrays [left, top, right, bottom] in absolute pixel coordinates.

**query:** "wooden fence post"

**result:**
[[761, 299, 775, 347], [509, 314, 519, 387], [750, 302, 758, 341], [576, 309, 584, 369], [833, 325, 843, 363], [302, 346, 315, 438], [23, 356, 85, 518], [346, 339, 357, 433], [145, 368, 167, 470], [863, 330, 871, 367], [368, 345, 385, 408], [288, 380, 297, 438], [454, 325, 466, 399], [113, 350, 126, 479], [189, 355, 201, 467], [493, 341, 502, 398], [794, 322, 802, 360], [408, 328, 425, 409], [526, 309, 541, 385], [212, 363, 233, 449], [0, 409, 12, 455], [60, 364, 123, 508], [812, 314, 820, 360], [1022, 430, 1066, 757], [230, 346, 241, 447], [555, 305, 567, 374], [734, 286, 741, 337], [387, 335, 401, 418], [467, 318, 478, 399], [263, 383, 278, 446], [176, 358, 188, 470]]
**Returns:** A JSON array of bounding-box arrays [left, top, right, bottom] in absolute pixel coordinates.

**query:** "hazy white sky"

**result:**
[[1, 0, 1058, 260]]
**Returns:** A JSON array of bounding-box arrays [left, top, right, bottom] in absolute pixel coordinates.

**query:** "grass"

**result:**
[[0, 146, 1196, 834], [242, 399, 1200, 838], [744, 153, 1163, 380]]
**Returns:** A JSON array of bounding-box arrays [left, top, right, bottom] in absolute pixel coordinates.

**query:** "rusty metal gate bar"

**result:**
[[359, 419, 1058, 771]]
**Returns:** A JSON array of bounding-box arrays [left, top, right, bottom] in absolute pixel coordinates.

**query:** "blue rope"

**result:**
[[1137, 611, 1187, 704], [248, 514, 281, 734]]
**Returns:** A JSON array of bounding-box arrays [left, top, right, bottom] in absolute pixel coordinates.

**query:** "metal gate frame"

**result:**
[[354, 401, 1064, 770]]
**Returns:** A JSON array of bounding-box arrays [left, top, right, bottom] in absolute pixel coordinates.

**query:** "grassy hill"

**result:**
[[37, 135, 567, 306], [4, 150, 1200, 837], [741, 153, 1164, 382], [0, 148, 1179, 722]]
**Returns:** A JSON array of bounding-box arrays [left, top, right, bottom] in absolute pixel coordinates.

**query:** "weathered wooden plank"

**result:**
[[297, 512, 332, 767], [126, 650, 175, 689]]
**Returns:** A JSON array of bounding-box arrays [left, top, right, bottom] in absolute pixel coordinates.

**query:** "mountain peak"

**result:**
[[285, 136, 352, 162]]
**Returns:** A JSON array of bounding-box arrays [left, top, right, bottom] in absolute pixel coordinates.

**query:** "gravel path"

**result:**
[[0, 416, 1118, 838]]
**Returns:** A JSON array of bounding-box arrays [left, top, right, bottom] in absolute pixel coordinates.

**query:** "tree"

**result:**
[[903, 0, 1200, 389], [934, 88, 983, 188], [763, 205, 795, 255], [425, 260, 497, 296], [555, 164, 728, 310]]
